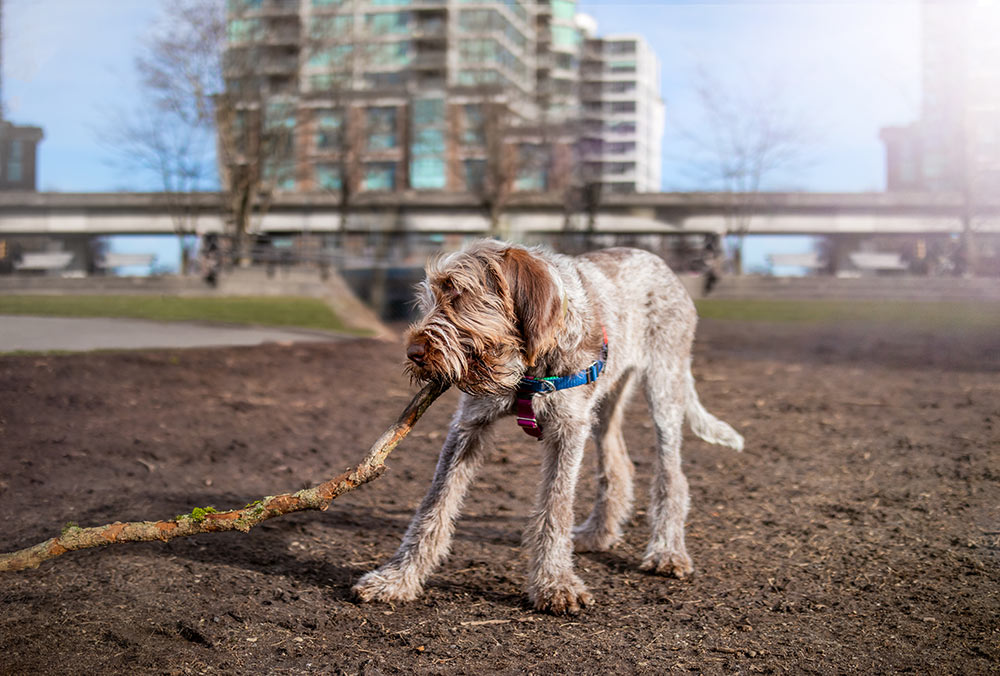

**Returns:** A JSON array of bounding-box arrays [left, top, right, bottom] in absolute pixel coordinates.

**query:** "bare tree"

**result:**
[[461, 86, 520, 237], [301, 6, 381, 230], [101, 2, 221, 273], [956, 117, 1000, 276], [219, 1, 301, 264], [110, 0, 301, 269], [678, 66, 812, 274]]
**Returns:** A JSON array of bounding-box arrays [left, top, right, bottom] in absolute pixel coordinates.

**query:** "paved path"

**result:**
[[0, 316, 339, 352]]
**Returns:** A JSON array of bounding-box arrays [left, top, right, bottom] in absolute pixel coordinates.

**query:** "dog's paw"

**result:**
[[353, 566, 422, 604], [529, 574, 594, 615], [572, 523, 620, 552], [639, 550, 694, 578]]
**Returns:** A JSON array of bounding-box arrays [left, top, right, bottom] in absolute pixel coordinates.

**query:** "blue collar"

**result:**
[[516, 328, 609, 439]]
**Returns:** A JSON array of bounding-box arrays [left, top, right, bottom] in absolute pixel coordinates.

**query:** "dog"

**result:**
[[353, 240, 743, 614]]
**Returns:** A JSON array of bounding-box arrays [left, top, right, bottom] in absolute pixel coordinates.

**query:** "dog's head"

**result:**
[[404, 241, 564, 396]]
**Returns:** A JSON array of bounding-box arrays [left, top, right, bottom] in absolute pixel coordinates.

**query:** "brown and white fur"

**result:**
[[353, 240, 743, 614]]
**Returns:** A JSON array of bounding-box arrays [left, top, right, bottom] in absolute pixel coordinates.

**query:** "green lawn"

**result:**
[[0, 294, 366, 334], [2, 294, 995, 335], [695, 298, 1000, 330]]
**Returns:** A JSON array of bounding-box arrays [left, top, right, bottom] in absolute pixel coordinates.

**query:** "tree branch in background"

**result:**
[[677, 65, 813, 274], [0, 380, 449, 574], [100, 0, 222, 273]]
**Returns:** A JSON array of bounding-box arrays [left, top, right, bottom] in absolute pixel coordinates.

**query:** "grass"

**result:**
[[2, 294, 995, 335], [695, 298, 1000, 330], [0, 294, 367, 335]]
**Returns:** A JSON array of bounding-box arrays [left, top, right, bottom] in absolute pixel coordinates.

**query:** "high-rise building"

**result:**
[[578, 24, 663, 194], [224, 0, 663, 195], [881, 0, 1000, 194]]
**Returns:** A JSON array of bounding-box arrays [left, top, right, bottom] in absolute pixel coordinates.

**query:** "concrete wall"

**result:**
[[708, 275, 1000, 303]]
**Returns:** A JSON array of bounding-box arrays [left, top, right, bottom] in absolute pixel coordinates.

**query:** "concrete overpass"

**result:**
[[2, 190, 999, 237]]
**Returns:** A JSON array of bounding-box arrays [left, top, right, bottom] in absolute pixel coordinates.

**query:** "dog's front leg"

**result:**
[[354, 398, 495, 604], [524, 408, 594, 614]]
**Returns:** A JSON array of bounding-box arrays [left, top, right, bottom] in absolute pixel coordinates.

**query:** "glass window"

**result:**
[[365, 72, 406, 88], [373, 40, 411, 67], [314, 109, 342, 149], [413, 99, 444, 127], [607, 40, 636, 54], [412, 128, 445, 156], [367, 11, 410, 35], [316, 163, 342, 190], [458, 9, 487, 32], [552, 0, 575, 21], [264, 160, 296, 191], [7, 140, 23, 182], [266, 102, 296, 130], [464, 159, 486, 191], [515, 170, 545, 192], [554, 53, 577, 70], [462, 105, 485, 146], [411, 157, 446, 189], [312, 0, 344, 6], [367, 107, 397, 149], [309, 73, 350, 91], [310, 15, 352, 40], [552, 25, 579, 48], [308, 44, 352, 68], [227, 18, 260, 42], [364, 162, 396, 191], [229, 0, 262, 11]]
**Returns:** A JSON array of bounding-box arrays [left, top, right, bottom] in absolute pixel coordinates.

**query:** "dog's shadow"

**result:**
[[99, 491, 535, 609]]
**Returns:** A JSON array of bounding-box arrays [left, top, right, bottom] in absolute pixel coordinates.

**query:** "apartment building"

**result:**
[[579, 28, 664, 194], [0, 120, 42, 192], [225, 0, 662, 195]]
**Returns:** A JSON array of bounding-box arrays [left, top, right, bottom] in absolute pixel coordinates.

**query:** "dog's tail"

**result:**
[[684, 360, 744, 451]]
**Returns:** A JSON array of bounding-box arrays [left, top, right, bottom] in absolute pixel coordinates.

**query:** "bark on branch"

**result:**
[[0, 381, 450, 573]]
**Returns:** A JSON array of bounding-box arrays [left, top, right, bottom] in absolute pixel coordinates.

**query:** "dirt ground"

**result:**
[[1, 318, 997, 675]]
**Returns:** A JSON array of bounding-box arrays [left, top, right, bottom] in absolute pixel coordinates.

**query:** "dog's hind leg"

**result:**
[[573, 372, 637, 552], [353, 398, 496, 603], [639, 360, 695, 578]]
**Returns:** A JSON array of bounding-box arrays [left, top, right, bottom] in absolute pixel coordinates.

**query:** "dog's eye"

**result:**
[[440, 279, 460, 299]]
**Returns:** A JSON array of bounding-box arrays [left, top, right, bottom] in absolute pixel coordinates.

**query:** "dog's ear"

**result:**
[[498, 247, 562, 367]]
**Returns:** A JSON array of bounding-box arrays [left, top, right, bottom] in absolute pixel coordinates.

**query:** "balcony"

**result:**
[[261, 26, 301, 45], [412, 51, 447, 69], [413, 20, 447, 39], [261, 55, 300, 74]]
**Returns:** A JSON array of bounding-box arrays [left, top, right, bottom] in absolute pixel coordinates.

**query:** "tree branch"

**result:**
[[0, 380, 450, 573]]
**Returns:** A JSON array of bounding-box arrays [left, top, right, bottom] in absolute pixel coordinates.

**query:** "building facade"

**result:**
[[225, 0, 663, 196], [0, 121, 43, 191], [579, 27, 663, 193]]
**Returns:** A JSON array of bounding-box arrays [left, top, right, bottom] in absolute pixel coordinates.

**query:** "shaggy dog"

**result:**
[[354, 240, 743, 614]]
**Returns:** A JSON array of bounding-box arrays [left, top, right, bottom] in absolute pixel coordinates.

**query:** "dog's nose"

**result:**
[[407, 342, 427, 366]]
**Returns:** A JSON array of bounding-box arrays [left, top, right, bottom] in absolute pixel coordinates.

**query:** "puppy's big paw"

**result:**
[[529, 574, 594, 615], [572, 523, 621, 552], [639, 550, 694, 579], [352, 567, 422, 604]]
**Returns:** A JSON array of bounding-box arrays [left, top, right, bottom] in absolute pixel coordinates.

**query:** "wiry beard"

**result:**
[[456, 350, 524, 396], [405, 340, 524, 398]]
